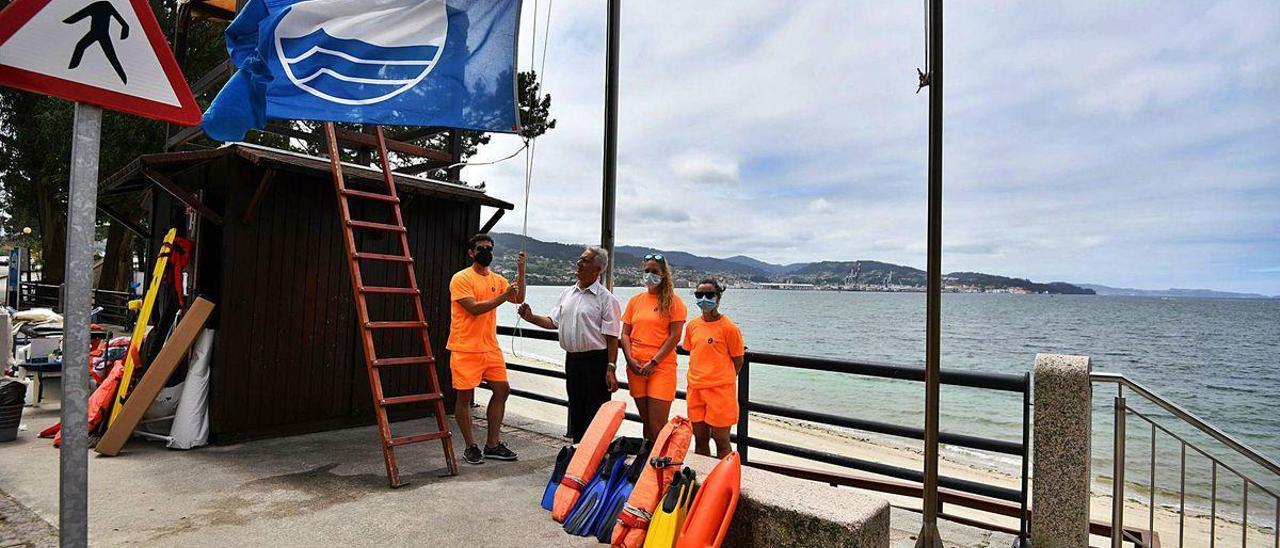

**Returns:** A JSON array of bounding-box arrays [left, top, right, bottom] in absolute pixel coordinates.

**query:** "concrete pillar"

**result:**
[[1031, 353, 1092, 547]]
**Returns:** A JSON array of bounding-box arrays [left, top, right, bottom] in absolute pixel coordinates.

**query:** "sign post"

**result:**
[[0, 0, 201, 544], [60, 101, 102, 548]]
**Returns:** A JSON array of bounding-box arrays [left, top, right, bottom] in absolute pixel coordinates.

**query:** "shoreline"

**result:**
[[500, 352, 1275, 546]]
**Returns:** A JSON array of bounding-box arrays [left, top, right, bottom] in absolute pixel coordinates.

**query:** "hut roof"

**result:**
[[101, 143, 514, 210]]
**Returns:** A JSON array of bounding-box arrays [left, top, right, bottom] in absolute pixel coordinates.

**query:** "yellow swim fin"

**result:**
[[672, 467, 698, 541], [643, 468, 690, 548]]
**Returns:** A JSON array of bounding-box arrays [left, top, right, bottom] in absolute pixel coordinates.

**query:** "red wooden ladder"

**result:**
[[323, 122, 458, 487]]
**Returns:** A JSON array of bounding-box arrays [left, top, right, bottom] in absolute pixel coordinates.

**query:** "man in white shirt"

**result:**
[[518, 245, 622, 442]]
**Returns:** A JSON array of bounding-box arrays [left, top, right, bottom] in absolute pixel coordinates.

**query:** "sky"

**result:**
[[466, 0, 1280, 295]]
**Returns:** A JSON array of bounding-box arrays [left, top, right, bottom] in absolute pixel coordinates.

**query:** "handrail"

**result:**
[[1091, 371, 1280, 477], [498, 325, 1028, 392], [495, 322, 1033, 538]]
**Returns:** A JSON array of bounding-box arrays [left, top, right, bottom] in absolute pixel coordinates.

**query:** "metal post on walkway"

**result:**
[[600, 0, 620, 290], [916, 0, 944, 545], [61, 102, 102, 547]]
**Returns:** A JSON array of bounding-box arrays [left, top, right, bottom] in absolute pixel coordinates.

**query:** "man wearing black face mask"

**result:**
[[447, 233, 525, 465]]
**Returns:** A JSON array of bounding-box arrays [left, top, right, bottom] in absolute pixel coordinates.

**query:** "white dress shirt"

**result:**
[[549, 280, 623, 353]]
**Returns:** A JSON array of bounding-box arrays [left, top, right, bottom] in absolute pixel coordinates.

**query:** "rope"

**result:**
[[510, 0, 554, 358]]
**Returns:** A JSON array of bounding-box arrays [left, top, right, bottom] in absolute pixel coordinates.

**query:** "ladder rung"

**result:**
[[360, 286, 420, 295], [355, 252, 413, 263], [366, 320, 428, 329], [380, 392, 443, 406], [388, 430, 450, 447], [373, 356, 435, 367], [341, 189, 400, 203], [348, 220, 407, 233]]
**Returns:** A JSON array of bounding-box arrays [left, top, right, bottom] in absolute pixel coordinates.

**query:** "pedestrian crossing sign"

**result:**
[[0, 0, 201, 125]]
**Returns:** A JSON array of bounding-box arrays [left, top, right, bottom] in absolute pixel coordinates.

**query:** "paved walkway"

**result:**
[[2, 386, 1014, 547]]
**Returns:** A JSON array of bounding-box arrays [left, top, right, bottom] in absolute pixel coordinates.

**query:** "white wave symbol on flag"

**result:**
[[279, 29, 441, 105]]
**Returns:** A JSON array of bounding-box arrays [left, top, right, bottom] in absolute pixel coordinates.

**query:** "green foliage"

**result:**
[[0, 0, 554, 279]]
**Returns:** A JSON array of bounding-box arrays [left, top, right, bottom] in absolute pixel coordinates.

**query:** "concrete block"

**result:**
[[684, 453, 890, 547], [1031, 353, 1092, 547]]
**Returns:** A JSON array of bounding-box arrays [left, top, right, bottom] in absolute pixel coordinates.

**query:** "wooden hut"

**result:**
[[99, 143, 513, 442]]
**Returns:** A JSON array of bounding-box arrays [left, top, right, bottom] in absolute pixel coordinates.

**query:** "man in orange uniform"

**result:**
[[448, 233, 525, 465], [682, 278, 744, 458]]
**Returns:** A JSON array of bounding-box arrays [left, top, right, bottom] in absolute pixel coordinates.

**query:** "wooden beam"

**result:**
[[141, 167, 225, 225], [393, 160, 451, 176], [97, 203, 149, 239], [480, 208, 505, 234], [191, 58, 233, 96], [334, 127, 451, 162], [391, 126, 448, 142], [242, 169, 276, 223], [95, 298, 215, 456]]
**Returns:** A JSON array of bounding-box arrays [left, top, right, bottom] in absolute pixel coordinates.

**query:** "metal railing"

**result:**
[[493, 325, 1033, 542], [1093, 372, 1280, 548], [17, 282, 131, 326]]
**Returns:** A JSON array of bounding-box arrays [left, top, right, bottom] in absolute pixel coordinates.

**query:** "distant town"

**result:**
[[490, 233, 1097, 295]]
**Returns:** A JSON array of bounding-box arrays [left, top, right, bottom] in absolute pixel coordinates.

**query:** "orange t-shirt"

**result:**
[[446, 267, 510, 353], [622, 292, 687, 364], [682, 315, 745, 388]]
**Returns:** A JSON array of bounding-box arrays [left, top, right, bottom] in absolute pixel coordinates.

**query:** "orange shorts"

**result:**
[[687, 383, 738, 428], [627, 362, 677, 401], [450, 349, 507, 390]]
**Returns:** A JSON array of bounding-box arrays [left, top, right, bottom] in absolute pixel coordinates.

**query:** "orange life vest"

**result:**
[[611, 416, 693, 548], [553, 400, 626, 522]]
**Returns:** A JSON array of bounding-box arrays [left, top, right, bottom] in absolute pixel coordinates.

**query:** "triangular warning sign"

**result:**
[[0, 0, 201, 125]]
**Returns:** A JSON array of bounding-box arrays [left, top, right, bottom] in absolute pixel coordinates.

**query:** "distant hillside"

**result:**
[[724, 255, 803, 275], [1080, 284, 1276, 299], [489, 233, 1094, 294]]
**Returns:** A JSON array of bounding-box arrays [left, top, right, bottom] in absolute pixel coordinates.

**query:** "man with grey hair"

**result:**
[[518, 246, 622, 441]]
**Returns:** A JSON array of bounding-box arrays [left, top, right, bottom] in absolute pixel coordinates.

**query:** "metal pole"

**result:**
[[736, 356, 751, 463], [600, 0, 620, 290], [916, 0, 944, 545], [61, 102, 101, 547], [1111, 391, 1126, 548]]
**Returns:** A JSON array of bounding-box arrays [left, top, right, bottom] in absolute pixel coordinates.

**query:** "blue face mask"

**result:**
[[696, 297, 718, 312]]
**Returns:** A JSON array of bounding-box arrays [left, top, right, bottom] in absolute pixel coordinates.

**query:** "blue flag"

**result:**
[[202, 0, 521, 142]]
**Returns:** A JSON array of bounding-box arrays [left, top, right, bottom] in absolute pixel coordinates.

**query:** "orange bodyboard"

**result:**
[[552, 400, 626, 522], [675, 452, 741, 548], [611, 416, 693, 548]]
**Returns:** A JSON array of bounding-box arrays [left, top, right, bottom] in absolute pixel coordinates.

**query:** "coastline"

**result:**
[[498, 352, 1273, 546]]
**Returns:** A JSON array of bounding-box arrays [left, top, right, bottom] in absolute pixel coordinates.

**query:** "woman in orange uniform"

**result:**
[[621, 254, 686, 441], [683, 278, 744, 458]]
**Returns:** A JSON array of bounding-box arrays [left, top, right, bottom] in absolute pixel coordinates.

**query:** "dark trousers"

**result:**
[[565, 349, 611, 443]]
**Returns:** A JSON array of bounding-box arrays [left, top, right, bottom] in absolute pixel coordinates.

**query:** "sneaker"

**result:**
[[483, 442, 518, 461], [463, 445, 484, 465]]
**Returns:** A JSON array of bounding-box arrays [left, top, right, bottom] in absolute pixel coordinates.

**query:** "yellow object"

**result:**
[[642, 468, 698, 548], [127, 300, 142, 311], [109, 228, 177, 426], [22, 227, 31, 234]]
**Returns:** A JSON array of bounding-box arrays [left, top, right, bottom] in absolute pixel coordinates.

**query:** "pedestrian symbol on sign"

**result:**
[[63, 1, 129, 83]]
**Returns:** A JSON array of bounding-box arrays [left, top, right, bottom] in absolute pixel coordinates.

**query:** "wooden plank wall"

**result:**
[[177, 156, 479, 442]]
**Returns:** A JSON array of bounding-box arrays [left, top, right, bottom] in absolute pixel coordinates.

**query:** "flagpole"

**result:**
[[916, 0, 944, 545], [61, 102, 101, 548], [600, 0, 620, 290]]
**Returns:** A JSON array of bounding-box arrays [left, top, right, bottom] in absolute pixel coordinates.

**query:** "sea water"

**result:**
[[498, 286, 1280, 518]]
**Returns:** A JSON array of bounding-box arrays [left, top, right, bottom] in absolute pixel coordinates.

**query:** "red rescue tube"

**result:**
[[553, 400, 626, 522], [675, 452, 741, 548]]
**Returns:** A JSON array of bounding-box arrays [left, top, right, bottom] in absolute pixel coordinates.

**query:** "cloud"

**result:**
[[467, 0, 1280, 294], [671, 154, 740, 185]]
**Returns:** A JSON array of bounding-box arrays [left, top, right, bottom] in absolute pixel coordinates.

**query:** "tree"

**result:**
[[0, 0, 554, 287]]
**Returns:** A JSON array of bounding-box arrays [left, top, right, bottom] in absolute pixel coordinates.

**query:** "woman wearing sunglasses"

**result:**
[[620, 253, 687, 440], [682, 278, 744, 458]]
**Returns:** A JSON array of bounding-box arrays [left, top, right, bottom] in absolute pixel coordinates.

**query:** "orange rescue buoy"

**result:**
[[675, 452, 741, 548]]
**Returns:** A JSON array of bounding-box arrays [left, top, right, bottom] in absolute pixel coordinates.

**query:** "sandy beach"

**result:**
[[496, 352, 1275, 547]]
